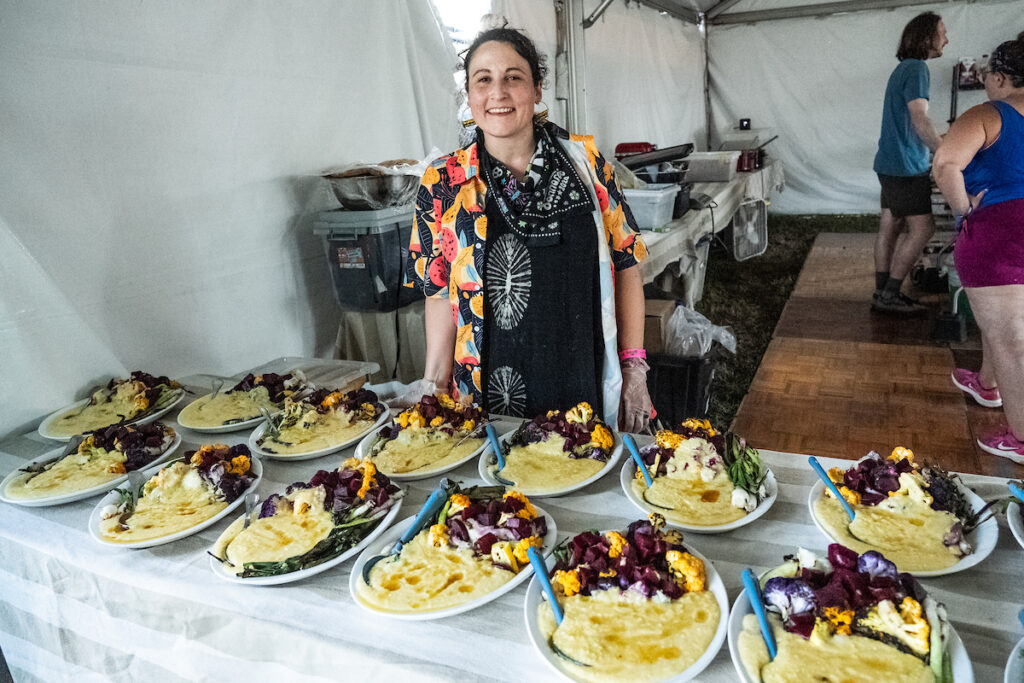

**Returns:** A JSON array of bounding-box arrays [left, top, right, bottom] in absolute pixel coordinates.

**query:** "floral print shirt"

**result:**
[[405, 124, 647, 418]]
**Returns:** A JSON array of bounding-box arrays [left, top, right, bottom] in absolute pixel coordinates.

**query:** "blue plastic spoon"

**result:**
[[361, 484, 448, 584], [485, 424, 515, 486], [1009, 481, 1024, 505], [1018, 607, 1024, 631], [808, 456, 856, 522], [527, 546, 563, 625], [624, 434, 653, 487], [742, 568, 778, 660]]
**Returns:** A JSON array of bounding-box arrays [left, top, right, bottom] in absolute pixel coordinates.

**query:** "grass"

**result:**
[[692, 214, 878, 429]]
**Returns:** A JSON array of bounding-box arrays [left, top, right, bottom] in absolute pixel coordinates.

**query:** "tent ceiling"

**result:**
[[630, 0, 994, 24]]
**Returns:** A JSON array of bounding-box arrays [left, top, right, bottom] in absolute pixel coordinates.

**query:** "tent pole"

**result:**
[[555, 0, 588, 134], [702, 13, 712, 151]]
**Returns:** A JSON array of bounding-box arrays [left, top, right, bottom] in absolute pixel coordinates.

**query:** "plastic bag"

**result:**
[[663, 306, 736, 357], [321, 148, 441, 210]]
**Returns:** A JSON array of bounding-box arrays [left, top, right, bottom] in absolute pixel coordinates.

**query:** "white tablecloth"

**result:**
[[0, 406, 1018, 682]]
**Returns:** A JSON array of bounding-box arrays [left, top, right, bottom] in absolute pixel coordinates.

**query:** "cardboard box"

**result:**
[[644, 299, 677, 355]]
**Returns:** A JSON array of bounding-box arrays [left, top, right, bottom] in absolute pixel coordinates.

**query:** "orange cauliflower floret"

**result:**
[[605, 531, 628, 559], [430, 416, 444, 427], [355, 460, 377, 498], [321, 391, 342, 409], [666, 550, 706, 593], [360, 402, 377, 416], [107, 462, 127, 475], [827, 467, 846, 484], [837, 485, 861, 505], [437, 393, 456, 409], [227, 455, 251, 475], [448, 493, 472, 513], [512, 536, 543, 566], [503, 490, 537, 519], [681, 418, 716, 435], [428, 523, 449, 547], [566, 402, 594, 425], [133, 394, 150, 413], [590, 424, 614, 451], [822, 606, 854, 635], [655, 430, 685, 451], [890, 446, 915, 463], [648, 512, 666, 531], [553, 569, 582, 597]]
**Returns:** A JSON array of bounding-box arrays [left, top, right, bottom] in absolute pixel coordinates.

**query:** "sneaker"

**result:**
[[871, 289, 926, 315], [951, 369, 1002, 407], [977, 428, 1024, 464]]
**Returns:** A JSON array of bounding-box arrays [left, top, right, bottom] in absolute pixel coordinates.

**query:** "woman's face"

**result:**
[[466, 40, 541, 143]]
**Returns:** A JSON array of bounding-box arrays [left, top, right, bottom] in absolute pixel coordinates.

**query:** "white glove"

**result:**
[[389, 378, 439, 409], [619, 358, 652, 434]]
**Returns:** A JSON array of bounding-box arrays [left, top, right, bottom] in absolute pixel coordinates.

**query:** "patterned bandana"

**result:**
[[989, 42, 1023, 81], [478, 122, 593, 247]]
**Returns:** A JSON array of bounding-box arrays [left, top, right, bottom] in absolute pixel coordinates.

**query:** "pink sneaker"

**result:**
[[977, 427, 1024, 464], [951, 369, 1002, 408]]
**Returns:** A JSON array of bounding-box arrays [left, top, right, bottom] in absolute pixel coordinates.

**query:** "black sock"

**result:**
[[875, 271, 889, 291], [883, 276, 903, 294]]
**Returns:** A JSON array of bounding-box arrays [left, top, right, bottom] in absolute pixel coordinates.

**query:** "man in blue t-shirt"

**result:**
[[872, 12, 948, 315]]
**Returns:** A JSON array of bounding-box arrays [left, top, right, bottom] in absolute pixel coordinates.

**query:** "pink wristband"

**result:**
[[618, 348, 647, 361]]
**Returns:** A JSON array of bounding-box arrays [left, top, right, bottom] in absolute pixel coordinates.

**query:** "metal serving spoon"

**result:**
[[117, 469, 149, 530], [242, 492, 260, 530]]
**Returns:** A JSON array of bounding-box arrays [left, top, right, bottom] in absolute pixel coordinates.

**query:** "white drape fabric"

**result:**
[[585, 1, 706, 149], [0, 0, 459, 440], [490, 0, 564, 124], [708, 0, 1024, 213]]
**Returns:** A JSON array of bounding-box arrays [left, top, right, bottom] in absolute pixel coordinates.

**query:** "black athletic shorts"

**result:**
[[878, 173, 932, 218]]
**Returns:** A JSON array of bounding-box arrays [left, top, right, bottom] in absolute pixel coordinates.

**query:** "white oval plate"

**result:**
[[209, 496, 403, 586], [806, 479, 998, 577], [38, 388, 186, 442], [1008, 501, 1024, 551], [175, 391, 272, 434], [1006, 635, 1024, 683], [249, 405, 391, 461], [619, 458, 778, 534], [353, 425, 490, 482], [478, 429, 624, 498], [0, 432, 182, 508], [88, 456, 263, 549], [727, 584, 974, 683], [524, 539, 728, 682], [349, 502, 557, 620]]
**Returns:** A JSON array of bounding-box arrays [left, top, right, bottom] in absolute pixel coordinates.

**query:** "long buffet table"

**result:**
[[0, 402, 1020, 682]]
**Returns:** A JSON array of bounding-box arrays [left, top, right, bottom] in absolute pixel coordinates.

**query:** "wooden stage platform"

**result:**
[[732, 231, 1019, 477]]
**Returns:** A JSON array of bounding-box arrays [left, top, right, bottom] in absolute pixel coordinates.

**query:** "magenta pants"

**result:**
[[955, 197, 1024, 287]]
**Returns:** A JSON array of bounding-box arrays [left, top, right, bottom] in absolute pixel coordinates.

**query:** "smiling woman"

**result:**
[[405, 27, 653, 433]]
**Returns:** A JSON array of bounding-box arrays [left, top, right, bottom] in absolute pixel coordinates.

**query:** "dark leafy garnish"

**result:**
[[235, 461, 402, 577]]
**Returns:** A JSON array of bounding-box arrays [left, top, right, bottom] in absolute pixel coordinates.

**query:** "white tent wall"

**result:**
[[585, 1, 706, 149], [708, 0, 1024, 213], [0, 0, 459, 441]]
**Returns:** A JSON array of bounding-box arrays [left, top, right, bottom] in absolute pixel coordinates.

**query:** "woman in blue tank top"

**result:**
[[935, 36, 1024, 462]]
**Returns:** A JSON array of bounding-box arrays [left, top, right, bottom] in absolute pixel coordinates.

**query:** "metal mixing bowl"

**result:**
[[324, 174, 419, 210]]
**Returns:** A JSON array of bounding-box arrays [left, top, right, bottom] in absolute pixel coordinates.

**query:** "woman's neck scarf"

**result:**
[[478, 122, 592, 246]]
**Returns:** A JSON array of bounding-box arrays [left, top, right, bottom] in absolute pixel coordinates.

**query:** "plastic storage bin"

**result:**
[[729, 199, 768, 261], [684, 151, 741, 182], [622, 184, 680, 230], [313, 205, 421, 312], [646, 352, 715, 422]]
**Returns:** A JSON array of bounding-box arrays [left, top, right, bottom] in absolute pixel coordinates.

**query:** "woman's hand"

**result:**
[[619, 357, 652, 434]]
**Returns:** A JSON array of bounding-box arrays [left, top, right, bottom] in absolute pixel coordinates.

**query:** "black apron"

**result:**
[[481, 194, 603, 417]]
